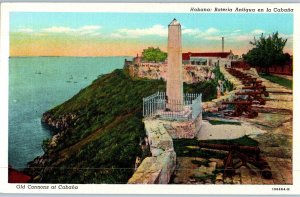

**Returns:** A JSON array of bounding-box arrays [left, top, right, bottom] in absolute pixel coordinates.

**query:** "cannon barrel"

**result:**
[[243, 85, 265, 89], [236, 90, 269, 97], [242, 80, 262, 84], [235, 91, 264, 95], [222, 101, 253, 105], [240, 78, 258, 82], [233, 74, 248, 77], [199, 143, 261, 155], [242, 86, 266, 91], [268, 91, 293, 94], [237, 74, 251, 77], [238, 76, 253, 79]]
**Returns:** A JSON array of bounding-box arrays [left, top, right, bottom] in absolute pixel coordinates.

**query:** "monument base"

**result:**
[[158, 106, 192, 121]]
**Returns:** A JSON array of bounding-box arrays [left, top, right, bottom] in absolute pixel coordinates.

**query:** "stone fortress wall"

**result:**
[[128, 62, 215, 84]]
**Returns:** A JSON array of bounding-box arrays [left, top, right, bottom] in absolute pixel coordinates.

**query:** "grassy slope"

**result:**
[[35, 67, 226, 183], [39, 69, 165, 183], [260, 74, 293, 90]]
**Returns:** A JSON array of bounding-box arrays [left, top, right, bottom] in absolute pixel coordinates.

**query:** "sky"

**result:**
[[10, 12, 293, 56]]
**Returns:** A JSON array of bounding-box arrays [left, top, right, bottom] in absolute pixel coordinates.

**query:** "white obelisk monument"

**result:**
[[167, 19, 183, 111]]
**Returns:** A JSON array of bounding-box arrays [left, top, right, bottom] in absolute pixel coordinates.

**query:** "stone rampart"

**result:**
[[201, 65, 242, 112], [128, 114, 202, 184], [128, 119, 176, 184]]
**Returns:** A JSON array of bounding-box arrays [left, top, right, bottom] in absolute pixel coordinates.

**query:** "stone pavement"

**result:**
[[171, 157, 292, 185], [197, 120, 266, 140]]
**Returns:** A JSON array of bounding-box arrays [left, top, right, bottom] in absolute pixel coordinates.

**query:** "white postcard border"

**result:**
[[0, 2, 299, 195]]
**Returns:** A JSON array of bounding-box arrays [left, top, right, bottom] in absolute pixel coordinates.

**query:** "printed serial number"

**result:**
[[272, 187, 290, 191]]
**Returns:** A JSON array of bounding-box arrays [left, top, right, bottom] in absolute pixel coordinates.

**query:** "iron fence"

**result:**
[[143, 91, 202, 121]]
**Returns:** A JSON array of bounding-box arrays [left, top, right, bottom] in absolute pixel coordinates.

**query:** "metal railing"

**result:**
[[143, 91, 202, 121]]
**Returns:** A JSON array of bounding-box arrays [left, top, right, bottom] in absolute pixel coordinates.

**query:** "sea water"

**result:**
[[9, 56, 130, 169]]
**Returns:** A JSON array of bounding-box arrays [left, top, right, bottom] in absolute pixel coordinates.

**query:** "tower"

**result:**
[[166, 19, 183, 111], [222, 37, 224, 52]]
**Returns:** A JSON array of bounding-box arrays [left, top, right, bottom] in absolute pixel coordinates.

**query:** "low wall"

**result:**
[[128, 119, 176, 184], [128, 63, 212, 83], [201, 65, 243, 112], [256, 65, 292, 76], [128, 114, 202, 184], [163, 114, 202, 139]]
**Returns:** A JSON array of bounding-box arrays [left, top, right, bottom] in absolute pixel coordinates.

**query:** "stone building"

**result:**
[[182, 51, 235, 67]]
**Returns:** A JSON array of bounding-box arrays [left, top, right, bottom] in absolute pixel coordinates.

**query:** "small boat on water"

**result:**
[[35, 71, 42, 74]]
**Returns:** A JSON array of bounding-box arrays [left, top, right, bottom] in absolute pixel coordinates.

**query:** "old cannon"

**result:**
[[243, 85, 267, 92], [237, 75, 253, 80], [199, 143, 272, 179], [235, 90, 268, 105], [240, 77, 257, 82], [242, 79, 263, 87], [230, 72, 248, 78], [222, 100, 258, 118], [226, 68, 244, 76]]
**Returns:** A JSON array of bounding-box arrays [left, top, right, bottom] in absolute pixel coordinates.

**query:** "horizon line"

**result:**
[[9, 55, 135, 58]]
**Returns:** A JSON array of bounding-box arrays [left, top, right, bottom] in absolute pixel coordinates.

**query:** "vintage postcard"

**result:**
[[0, 2, 299, 195]]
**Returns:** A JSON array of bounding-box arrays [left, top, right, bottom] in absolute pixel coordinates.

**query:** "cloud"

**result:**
[[182, 28, 201, 36], [251, 29, 265, 34], [204, 36, 221, 41], [77, 25, 102, 35], [42, 26, 74, 33], [41, 25, 102, 35], [17, 28, 33, 33], [113, 24, 168, 38], [182, 27, 219, 38], [110, 33, 127, 38], [234, 35, 253, 41], [206, 27, 219, 34], [111, 25, 219, 39]]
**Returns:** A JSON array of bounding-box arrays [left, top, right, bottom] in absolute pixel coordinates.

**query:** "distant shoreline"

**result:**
[[9, 56, 134, 58]]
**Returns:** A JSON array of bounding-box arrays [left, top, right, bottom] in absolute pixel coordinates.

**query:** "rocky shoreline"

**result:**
[[24, 112, 78, 182], [41, 112, 78, 132]]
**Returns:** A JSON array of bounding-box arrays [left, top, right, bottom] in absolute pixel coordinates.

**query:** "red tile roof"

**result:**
[[9, 168, 31, 183], [182, 52, 231, 61]]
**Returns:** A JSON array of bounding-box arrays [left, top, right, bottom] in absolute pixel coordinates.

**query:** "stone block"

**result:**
[[223, 177, 233, 184], [208, 161, 217, 170], [157, 151, 176, 183], [210, 107, 219, 112], [232, 175, 241, 184], [128, 157, 158, 184], [150, 147, 164, 157], [209, 158, 224, 169], [216, 173, 223, 181], [202, 103, 208, 109], [207, 102, 217, 108]]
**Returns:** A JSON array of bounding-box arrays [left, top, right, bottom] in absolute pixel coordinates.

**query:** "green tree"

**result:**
[[243, 32, 288, 74], [142, 47, 167, 63]]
